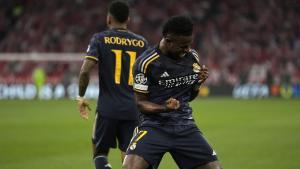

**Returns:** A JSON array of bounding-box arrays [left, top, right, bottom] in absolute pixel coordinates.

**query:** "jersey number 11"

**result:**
[[111, 49, 136, 86]]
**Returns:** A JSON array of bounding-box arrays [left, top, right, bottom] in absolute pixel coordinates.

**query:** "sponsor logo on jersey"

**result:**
[[105, 164, 112, 168], [160, 71, 170, 77], [158, 74, 199, 88]]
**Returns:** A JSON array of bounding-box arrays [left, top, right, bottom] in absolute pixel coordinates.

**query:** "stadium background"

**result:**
[[0, 0, 299, 169]]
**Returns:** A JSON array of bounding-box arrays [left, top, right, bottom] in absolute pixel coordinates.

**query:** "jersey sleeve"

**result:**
[[133, 60, 150, 94], [190, 49, 200, 64], [85, 34, 101, 62]]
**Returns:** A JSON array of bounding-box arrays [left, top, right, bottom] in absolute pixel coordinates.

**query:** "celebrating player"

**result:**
[[123, 15, 222, 169]]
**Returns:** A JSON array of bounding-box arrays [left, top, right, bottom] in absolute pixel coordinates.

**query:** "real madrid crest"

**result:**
[[129, 143, 137, 150], [192, 63, 201, 73]]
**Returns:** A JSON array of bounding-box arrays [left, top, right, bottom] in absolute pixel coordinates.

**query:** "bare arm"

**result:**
[[77, 59, 97, 119], [134, 92, 180, 114], [78, 59, 97, 96]]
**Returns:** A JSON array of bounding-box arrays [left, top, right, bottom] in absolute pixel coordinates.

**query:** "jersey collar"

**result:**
[[112, 28, 128, 32]]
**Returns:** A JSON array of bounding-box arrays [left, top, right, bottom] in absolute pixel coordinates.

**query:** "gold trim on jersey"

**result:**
[[144, 55, 159, 73], [142, 53, 159, 73], [140, 52, 159, 73], [85, 56, 98, 61], [133, 88, 149, 93], [135, 130, 148, 142]]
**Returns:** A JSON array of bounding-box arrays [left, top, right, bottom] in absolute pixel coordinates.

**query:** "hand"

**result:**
[[165, 97, 180, 110], [198, 65, 209, 84], [76, 96, 91, 120]]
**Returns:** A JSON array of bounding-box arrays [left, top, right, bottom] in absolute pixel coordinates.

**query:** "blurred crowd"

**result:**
[[0, 0, 300, 87]]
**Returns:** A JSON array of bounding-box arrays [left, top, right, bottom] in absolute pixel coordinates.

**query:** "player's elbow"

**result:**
[[79, 69, 90, 76], [136, 101, 152, 114], [79, 70, 91, 81]]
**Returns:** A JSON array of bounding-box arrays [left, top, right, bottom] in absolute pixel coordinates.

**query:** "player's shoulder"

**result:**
[[98, 29, 116, 37], [99, 29, 145, 39], [89, 32, 105, 42], [188, 49, 200, 63], [135, 47, 160, 72], [91, 29, 117, 39], [136, 47, 159, 62], [127, 31, 147, 42]]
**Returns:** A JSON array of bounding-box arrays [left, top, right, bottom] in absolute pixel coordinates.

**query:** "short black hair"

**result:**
[[108, 0, 130, 23], [162, 15, 193, 37]]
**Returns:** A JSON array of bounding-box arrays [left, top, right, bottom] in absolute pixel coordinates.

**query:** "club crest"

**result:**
[[193, 63, 201, 73]]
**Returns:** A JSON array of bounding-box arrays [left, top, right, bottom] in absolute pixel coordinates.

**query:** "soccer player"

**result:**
[[76, 1, 148, 169], [122, 15, 222, 169]]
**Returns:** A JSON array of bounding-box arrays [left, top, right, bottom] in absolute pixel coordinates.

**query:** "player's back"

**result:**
[[93, 28, 148, 120]]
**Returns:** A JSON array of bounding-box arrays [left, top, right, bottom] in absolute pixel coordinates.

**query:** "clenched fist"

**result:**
[[165, 97, 180, 110]]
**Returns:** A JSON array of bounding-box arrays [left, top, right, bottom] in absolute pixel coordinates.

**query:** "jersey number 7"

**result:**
[[111, 49, 137, 86]]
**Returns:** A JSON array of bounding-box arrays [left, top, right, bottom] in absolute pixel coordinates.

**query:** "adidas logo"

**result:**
[[104, 164, 112, 169], [160, 71, 170, 77]]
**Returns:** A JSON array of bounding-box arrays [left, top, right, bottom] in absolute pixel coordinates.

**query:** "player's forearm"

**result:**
[[136, 101, 169, 114], [189, 83, 201, 101], [78, 59, 97, 97], [78, 71, 90, 97]]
